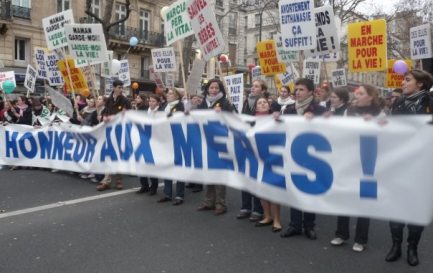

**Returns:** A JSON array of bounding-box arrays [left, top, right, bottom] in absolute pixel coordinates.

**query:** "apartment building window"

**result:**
[[15, 38, 29, 62], [12, 0, 31, 19], [215, 0, 223, 8], [115, 3, 127, 36], [141, 56, 150, 79], [244, 16, 248, 31], [56, 0, 69, 12], [140, 9, 150, 40], [91, 0, 100, 18], [216, 15, 223, 32], [229, 43, 237, 65], [255, 14, 261, 27], [228, 13, 237, 35]]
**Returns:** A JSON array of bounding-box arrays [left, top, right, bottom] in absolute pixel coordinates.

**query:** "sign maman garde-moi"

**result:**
[[348, 19, 387, 72]]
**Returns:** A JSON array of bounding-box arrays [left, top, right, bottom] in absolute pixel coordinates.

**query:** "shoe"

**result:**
[[115, 180, 123, 190], [80, 174, 89, 179], [149, 190, 157, 196], [185, 184, 195, 189], [157, 197, 172, 203], [90, 178, 100, 183], [236, 211, 251, 219], [96, 183, 111, 191], [214, 208, 227, 216], [304, 228, 317, 240], [407, 244, 419, 266], [248, 214, 262, 222], [51, 169, 59, 173], [385, 241, 402, 262], [272, 226, 282, 233], [87, 174, 95, 179], [136, 188, 149, 194], [330, 237, 345, 246], [255, 220, 273, 227], [173, 199, 183, 206], [197, 205, 214, 211], [280, 227, 302, 238], [352, 243, 365, 252]]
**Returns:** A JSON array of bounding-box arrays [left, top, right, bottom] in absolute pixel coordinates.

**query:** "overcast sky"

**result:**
[[356, 0, 397, 15]]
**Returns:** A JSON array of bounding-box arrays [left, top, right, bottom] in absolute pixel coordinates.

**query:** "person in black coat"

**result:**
[[10, 96, 32, 125], [280, 78, 325, 240], [386, 69, 433, 266], [196, 78, 235, 215]]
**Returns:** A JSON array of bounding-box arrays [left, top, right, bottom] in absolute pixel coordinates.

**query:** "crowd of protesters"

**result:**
[[1, 69, 433, 267]]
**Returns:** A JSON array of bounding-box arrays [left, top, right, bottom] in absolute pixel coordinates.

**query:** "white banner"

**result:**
[[224, 74, 244, 113], [151, 47, 177, 72], [42, 9, 75, 50], [188, 0, 225, 61], [24, 65, 37, 93], [279, 0, 316, 50], [302, 59, 321, 84], [410, 23, 432, 60], [118, 60, 131, 87], [305, 5, 340, 57], [331, 68, 347, 87], [1, 112, 433, 225], [164, 0, 194, 45]]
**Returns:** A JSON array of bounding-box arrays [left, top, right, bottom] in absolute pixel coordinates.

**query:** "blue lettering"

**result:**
[[231, 128, 258, 179], [171, 123, 202, 168], [204, 121, 234, 170], [5, 131, 19, 158], [52, 131, 66, 160], [256, 133, 286, 189], [38, 131, 54, 159], [72, 133, 87, 162], [115, 123, 133, 161], [19, 132, 37, 159], [134, 124, 154, 164], [291, 133, 333, 195], [100, 127, 118, 162], [83, 134, 97, 163]]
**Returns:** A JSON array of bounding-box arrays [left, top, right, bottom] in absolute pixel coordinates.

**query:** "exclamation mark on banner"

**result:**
[[330, 37, 336, 50], [360, 136, 378, 199]]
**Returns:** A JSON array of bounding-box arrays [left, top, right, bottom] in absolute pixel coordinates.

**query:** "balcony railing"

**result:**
[[109, 26, 165, 47], [0, 1, 12, 20], [12, 5, 30, 19]]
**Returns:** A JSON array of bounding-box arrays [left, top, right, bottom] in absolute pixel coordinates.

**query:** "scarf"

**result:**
[[148, 106, 159, 115], [206, 92, 224, 107], [295, 96, 313, 115], [17, 104, 28, 117], [164, 100, 179, 114], [248, 94, 258, 110], [403, 90, 429, 113], [278, 96, 295, 113]]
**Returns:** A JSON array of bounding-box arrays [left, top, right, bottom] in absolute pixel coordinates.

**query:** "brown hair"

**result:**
[[332, 87, 350, 104], [253, 79, 268, 92], [407, 69, 433, 91], [361, 84, 380, 107]]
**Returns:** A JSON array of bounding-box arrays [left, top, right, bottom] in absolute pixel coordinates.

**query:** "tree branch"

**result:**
[[107, 0, 132, 30]]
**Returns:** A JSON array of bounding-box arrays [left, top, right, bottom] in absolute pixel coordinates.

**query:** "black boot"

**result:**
[[385, 241, 401, 262], [407, 244, 419, 266]]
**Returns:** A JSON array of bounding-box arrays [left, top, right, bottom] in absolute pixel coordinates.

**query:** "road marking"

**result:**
[[0, 187, 141, 220]]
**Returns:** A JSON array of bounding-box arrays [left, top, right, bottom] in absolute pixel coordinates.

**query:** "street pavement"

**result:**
[[0, 168, 431, 273]]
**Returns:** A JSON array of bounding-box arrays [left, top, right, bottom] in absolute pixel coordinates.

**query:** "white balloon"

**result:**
[[160, 6, 169, 20], [111, 59, 121, 75]]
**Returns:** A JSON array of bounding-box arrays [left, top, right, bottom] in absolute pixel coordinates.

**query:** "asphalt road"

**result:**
[[0, 168, 431, 273]]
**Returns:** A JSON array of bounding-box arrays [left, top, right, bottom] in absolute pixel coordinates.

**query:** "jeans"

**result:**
[[164, 180, 185, 200], [240, 191, 263, 214], [290, 208, 315, 231], [335, 216, 370, 244]]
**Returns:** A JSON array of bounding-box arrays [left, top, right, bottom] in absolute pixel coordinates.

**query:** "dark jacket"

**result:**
[[391, 90, 432, 115], [282, 100, 326, 116], [15, 106, 32, 125], [165, 101, 184, 114], [198, 96, 235, 112], [333, 103, 349, 116], [103, 93, 131, 116]]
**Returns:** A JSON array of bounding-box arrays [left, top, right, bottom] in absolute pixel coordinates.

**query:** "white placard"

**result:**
[[302, 59, 321, 84], [24, 65, 37, 93], [101, 51, 114, 78], [279, 0, 316, 50], [276, 34, 299, 64], [42, 9, 75, 50], [304, 5, 340, 57], [252, 66, 262, 81], [224, 74, 244, 114], [278, 63, 299, 87], [308, 51, 340, 62], [65, 24, 108, 63], [187, 0, 225, 61], [410, 23, 433, 60], [45, 85, 73, 117], [164, 0, 194, 45], [331, 68, 347, 87], [118, 60, 131, 87], [149, 66, 166, 90], [166, 73, 175, 89], [34, 47, 48, 79], [151, 47, 177, 72], [0, 71, 16, 89], [186, 59, 206, 95], [45, 51, 64, 86]]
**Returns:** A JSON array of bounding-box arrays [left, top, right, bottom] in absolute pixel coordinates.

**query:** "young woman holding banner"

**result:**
[[196, 78, 235, 216], [385, 69, 433, 266]]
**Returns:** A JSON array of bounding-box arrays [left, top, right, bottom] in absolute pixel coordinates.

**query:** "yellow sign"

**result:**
[[348, 19, 387, 72], [58, 58, 89, 93], [274, 75, 283, 92], [386, 59, 413, 88], [257, 40, 286, 76]]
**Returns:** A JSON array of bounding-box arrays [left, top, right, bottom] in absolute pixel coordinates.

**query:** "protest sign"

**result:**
[[302, 59, 321, 84], [186, 59, 206, 95], [151, 47, 177, 72], [410, 23, 432, 60], [257, 40, 286, 75], [348, 19, 387, 72], [58, 58, 89, 92], [1, 112, 433, 225], [24, 65, 37, 93], [42, 9, 75, 50], [308, 51, 340, 62], [276, 34, 299, 64], [164, 0, 194, 45], [118, 60, 131, 87], [279, 0, 316, 50], [149, 66, 166, 91], [34, 47, 48, 79], [224, 73, 244, 113], [277, 63, 299, 92], [331, 68, 347, 87], [101, 51, 114, 78], [187, 0, 225, 60], [64, 24, 108, 63], [305, 5, 340, 57], [45, 85, 73, 117], [0, 71, 16, 90], [251, 66, 262, 81], [386, 59, 413, 88], [45, 51, 64, 86], [166, 73, 175, 89]]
